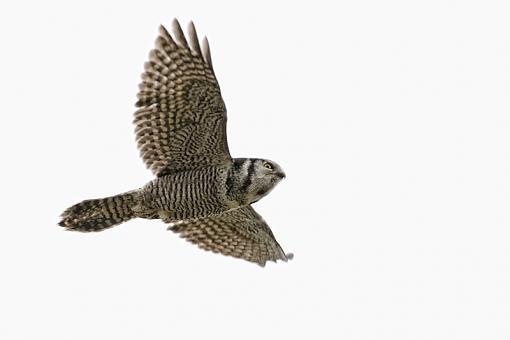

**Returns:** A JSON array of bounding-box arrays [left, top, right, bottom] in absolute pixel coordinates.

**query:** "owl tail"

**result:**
[[59, 190, 140, 232]]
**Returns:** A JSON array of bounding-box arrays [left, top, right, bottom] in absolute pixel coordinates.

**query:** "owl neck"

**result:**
[[225, 158, 260, 205]]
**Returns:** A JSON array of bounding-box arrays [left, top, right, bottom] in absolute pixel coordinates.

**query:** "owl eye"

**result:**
[[263, 162, 273, 170]]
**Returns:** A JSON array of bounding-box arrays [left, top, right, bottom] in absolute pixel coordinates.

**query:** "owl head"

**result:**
[[240, 158, 286, 204]]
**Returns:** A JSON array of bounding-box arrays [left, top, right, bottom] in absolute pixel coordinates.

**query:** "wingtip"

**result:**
[[187, 20, 203, 58], [158, 24, 170, 37], [171, 18, 189, 48], [202, 36, 213, 70], [202, 36, 210, 49], [159, 19, 214, 71]]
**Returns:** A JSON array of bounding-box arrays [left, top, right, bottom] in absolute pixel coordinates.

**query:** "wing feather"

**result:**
[[187, 21, 203, 59], [135, 19, 230, 175], [167, 206, 293, 266]]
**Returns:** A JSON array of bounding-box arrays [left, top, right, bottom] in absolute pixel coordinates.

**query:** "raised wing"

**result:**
[[167, 206, 293, 266], [134, 19, 231, 176]]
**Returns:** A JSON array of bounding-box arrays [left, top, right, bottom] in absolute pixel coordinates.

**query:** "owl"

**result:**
[[59, 19, 292, 266]]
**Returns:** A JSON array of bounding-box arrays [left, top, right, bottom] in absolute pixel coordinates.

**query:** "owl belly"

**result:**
[[141, 167, 230, 221]]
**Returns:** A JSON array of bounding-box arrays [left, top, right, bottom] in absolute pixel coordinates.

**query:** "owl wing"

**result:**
[[167, 205, 293, 266], [134, 19, 231, 176]]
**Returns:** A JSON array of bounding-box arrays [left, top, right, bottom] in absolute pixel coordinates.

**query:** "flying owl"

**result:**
[[59, 19, 292, 266]]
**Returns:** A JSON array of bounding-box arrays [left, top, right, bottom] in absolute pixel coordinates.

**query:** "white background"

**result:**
[[1, 0, 509, 339]]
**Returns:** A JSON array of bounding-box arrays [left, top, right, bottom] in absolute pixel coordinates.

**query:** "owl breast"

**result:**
[[140, 165, 233, 221]]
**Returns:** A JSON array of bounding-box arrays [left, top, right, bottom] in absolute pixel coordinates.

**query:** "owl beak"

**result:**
[[276, 171, 286, 179]]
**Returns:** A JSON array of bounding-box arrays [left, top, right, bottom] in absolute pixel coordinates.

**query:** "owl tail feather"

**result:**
[[59, 190, 140, 232]]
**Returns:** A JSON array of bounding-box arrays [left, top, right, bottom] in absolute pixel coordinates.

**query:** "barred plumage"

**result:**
[[59, 19, 291, 266], [141, 165, 229, 220], [168, 206, 292, 266], [59, 191, 139, 232]]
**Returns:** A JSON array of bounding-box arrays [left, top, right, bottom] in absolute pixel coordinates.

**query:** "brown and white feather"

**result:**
[[134, 19, 230, 176], [167, 205, 292, 266]]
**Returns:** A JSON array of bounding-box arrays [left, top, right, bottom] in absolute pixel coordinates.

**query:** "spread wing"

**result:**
[[134, 19, 231, 176], [167, 206, 293, 266]]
